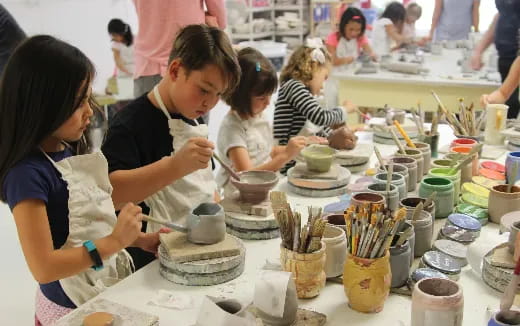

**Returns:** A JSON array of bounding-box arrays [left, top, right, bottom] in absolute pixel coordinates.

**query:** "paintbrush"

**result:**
[[423, 192, 437, 209], [292, 212, 301, 251], [500, 255, 520, 319], [432, 91, 468, 135], [394, 120, 416, 148], [449, 155, 474, 174], [141, 215, 188, 233], [476, 110, 487, 133], [458, 98, 468, 134], [395, 227, 414, 246], [374, 146, 386, 171], [378, 208, 407, 257], [411, 202, 423, 221], [508, 163, 518, 193], [386, 163, 394, 193], [213, 152, 241, 181], [417, 101, 424, 127], [390, 127, 406, 154], [469, 103, 476, 135], [411, 112, 424, 136], [431, 112, 439, 135]]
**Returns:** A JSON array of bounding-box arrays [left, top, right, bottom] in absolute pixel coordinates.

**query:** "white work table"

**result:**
[[75, 124, 510, 326], [332, 49, 501, 112]]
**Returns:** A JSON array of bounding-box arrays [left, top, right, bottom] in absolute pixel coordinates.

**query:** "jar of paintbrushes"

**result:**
[[271, 192, 327, 299], [343, 204, 407, 313]]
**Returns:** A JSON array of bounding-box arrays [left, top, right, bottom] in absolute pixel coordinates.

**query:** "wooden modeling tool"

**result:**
[[142, 215, 188, 233], [508, 163, 518, 193], [390, 128, 406, 154], [423, 192, 437, 208], [386, 163, 394, 193], [449, 155, 474, 174], [393, 120, 416, 148], [213, 152, 241, 181], [431, 111, 439, 135], [374, 146, 386, 171], [411, 202, 423, 221]]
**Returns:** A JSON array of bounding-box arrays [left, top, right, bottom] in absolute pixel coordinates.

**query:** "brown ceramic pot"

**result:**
[[350, 192, 385, 208], [488, 185, 520, 224]]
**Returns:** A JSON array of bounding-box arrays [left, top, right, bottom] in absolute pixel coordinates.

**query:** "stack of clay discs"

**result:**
[[419, 251, 461, 281], [456, 203, 488, 225], [287, 164, 351, 197], [460, 182, 489, 208], [158, 232, 245, 286], [438, 224, 478, 244], [410, 268, 448, 287], [482, 243, 520, 293], [334, 144, 373, 173], [221, 195, 280, 240], [433, 239, 468, 267]]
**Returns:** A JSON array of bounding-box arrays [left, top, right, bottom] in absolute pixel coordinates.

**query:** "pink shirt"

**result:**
[[132, 0, 226, 79], [325, 32, 369, 52]]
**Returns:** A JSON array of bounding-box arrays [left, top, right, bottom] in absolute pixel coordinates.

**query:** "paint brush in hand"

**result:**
[[213, 152, 241, 181]]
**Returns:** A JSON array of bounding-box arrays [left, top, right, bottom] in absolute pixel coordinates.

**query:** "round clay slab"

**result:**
[[462, 182, 490, 198], [225, 212, 278, 230], [455, 203, 489, 225], [461, 192, 488, 208], [433, 239, 468, 265], [440, 224, 477, 244], [500, 211, 520, 233], [479, 168, 505, 181], [422, 250, 461, 274], [159, 258, 244, 286], [472, 176, 504, 189], [83, 312, 115, 326], [286, 166, 351, 189], [411, 268, 448, 284], [287, 182, 348, 198], [480, 161, 506, 174], [226, 224, 280, 240]]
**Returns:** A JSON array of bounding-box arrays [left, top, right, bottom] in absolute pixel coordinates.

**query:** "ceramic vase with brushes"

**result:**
[[342, 205, 407, 313]]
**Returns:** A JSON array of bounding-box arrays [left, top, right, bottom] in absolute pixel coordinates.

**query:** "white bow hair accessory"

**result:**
[[305, 38, 326, 64]]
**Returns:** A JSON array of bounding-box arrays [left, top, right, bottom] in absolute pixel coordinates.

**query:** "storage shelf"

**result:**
[[275, 28, 309, 36], [231, 31, 274, 39], [274, 5, 308, 10], [249, 5, 273, 13]]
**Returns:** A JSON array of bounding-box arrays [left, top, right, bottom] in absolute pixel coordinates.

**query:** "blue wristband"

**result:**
[[83, 240, 103, 271]]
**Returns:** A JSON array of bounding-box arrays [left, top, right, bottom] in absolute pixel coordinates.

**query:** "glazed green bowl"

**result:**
[[301, 145, 336, 173]]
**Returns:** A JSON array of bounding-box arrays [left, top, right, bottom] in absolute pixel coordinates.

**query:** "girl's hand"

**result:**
[[480, 94, 489, 108], [134, 228, 171, 256], [111, 203, 143, 249], [285, 136, 307, 159], [306, 136, 329, 145]]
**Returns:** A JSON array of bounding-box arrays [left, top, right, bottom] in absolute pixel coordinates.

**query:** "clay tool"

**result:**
[[411, 111, 424, 135], [476, 110, 487, 133], [499, 255, 520, 320], [507, 163, 518, 193], [449, 155, 474, 174], [431, 112, 439, 135], [142, 215, 188, 233], [393, 120, 416, 148], [458, 98, 468, 134], [431, 91, 468, 135], [374, 146, 386, 171], [411, 202, 423, 221], [386, 163, 394, 193], [212, 152, 241, 181], [469, 103, 476, 135], [395, 226, 414, 246], [417, 101, 424, 127], [423, 192, 437, 209], [390, 128, 406, 154]]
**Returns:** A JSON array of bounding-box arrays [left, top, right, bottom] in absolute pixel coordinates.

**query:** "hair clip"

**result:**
[[255, 62, 261, 72], [352, 15, 361, 19], [305, 38, 326, 64]]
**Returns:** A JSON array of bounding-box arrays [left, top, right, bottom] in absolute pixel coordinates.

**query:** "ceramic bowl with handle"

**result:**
[[230, 170, 278, 204]]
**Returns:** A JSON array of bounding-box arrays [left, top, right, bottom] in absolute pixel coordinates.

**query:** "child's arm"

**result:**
[[109, 137, 214, 208], [229, 136, 306, 172], [427, 0, 443, 41], [13, 201, 142, 284], [481, 56, 520, 106], [472, 0, 480, 33], [326, 44, 355, 66], [385, 23, 411, 46], [471, 13, 497, 70], [361, 43, 377, 60], [289, 81, 345, 127], [111, 48, 132, 75]]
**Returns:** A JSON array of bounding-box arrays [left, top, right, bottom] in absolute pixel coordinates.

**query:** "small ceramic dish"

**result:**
[[472, 175, 504, 189], [230, 171, 278, 204], [461, 182, 490, 198], [455, 203, 488, 225], [480, 161, 506, 174], [479, 168, 506, 181], [461, 192, 488, 208], [301, 145, 336, 173]]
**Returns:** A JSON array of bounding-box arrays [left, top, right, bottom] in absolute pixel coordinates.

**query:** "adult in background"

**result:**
[[132, 0, 226, 98], [471, 0, 520, 119], [427, 0, 480, 42], [0, 4, 25, 75]]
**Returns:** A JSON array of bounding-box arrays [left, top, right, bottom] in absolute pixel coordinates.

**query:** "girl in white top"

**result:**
[[108, 18, 134, 77], [216, 48, 306, 194], [371, 2, 411, 58]]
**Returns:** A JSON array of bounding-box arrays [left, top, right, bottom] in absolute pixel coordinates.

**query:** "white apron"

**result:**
[[336, 37, 358, 61], [216, 111, 272, 196], [42, 150, 133, 307], [144, 86, 216, 232]]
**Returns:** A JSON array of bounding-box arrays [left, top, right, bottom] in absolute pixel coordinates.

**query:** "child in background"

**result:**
[[0, 36, 162, 325], [371, 2, 411, 57], [216, 47, 306, 195], [273, 38, 357, 174], [108, 18, 134, 77], [102, 25, 241, 268], [403, 2, 422, 40], [326, 7, 376, 67]]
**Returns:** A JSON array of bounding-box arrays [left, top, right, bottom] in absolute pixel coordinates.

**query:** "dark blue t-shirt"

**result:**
[[495, 0, 520, 59], [2, 149, 76, 308]]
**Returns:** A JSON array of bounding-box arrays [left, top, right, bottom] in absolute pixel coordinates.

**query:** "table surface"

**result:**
[[75, 124, 509, 326], [332, 49, 501, 89]]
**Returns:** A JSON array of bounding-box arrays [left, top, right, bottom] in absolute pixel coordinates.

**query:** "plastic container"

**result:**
[[428, 168, 461, 203], [374, 172, 406, 200], [395, 149, 424, 178], [367, 183, 399, 212], [406, 210, 433, 257], [409, 142, 431, 174], [390, 241, 411, 288], [322, 225, 347, 278], [391, 156, 418, 190], [377, 163, 410, 192], [488, 185, 520, 224], [419, 178, 454, 218]]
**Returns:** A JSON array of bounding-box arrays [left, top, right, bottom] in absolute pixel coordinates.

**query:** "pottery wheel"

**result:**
[[287, 182, 349, 198], [287, 166, 351, 190], [225, 211, 280, 240], [158, 238, 245, 286]]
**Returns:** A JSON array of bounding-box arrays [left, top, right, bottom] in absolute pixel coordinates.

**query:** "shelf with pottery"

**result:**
[[333, 48, 500, 112], [65, 123, 515, 326]]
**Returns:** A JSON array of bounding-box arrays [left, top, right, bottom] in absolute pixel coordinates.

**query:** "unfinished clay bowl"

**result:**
[[230, 170, 278, 204], [301, 144, 336, 173]]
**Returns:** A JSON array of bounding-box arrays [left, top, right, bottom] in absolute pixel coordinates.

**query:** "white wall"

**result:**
[[4, 0, 138, 93]]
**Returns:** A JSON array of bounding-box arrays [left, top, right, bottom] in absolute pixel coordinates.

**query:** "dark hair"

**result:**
[[0, 35, 96, 201], [381, 1, 406, 26], [224, 47, 277, 117], [108, 18, 133, 46], [339, 7, 366, 39], [168, 24, 240, 98]]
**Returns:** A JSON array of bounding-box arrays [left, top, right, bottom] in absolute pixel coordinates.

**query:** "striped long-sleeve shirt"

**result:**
[[273, 78, 345, 173]]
